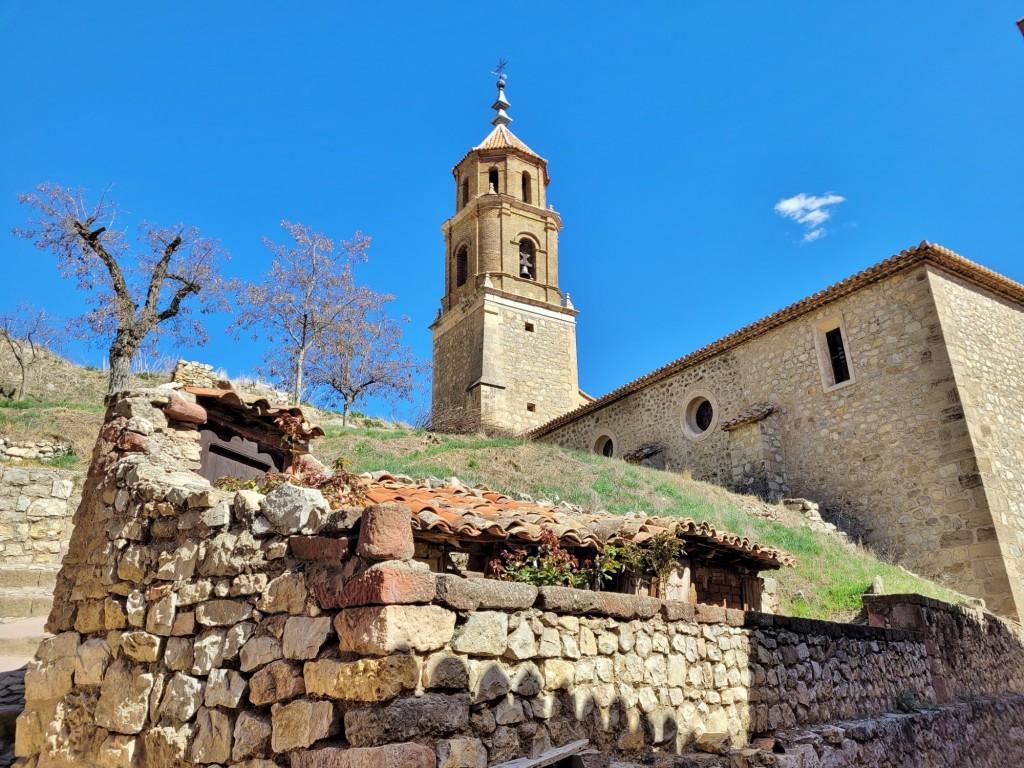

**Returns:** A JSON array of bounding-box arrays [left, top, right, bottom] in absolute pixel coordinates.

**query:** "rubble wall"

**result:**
[[13, 390, 1024, 767], [0, 465, 80, 565]]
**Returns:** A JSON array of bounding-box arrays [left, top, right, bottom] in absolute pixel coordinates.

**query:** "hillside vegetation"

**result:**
[[0, 351, 967, 621]]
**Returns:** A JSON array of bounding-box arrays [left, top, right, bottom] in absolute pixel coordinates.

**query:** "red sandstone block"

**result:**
[[117, 432, 149, 452], [164, 395, 208, 425], [356, 503, 415, 561], [695, 603, 727, 624], [290, 536, 352, 562], [340, 562, 436, 607], [99, 417, 128, 443], [595, 591, 662, 620], [291, 743, 436, 768], [661, 600, 696, 622]]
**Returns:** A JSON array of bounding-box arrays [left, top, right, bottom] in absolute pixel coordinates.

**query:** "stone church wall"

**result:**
[[14, 389, 1024, 767], [928, 268, 1024, 627], [539, 265, 1018, 620]]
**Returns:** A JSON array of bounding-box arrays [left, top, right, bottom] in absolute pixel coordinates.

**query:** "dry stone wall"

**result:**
[[0, 466, 79, 565], [13, 389, 1024, 767]]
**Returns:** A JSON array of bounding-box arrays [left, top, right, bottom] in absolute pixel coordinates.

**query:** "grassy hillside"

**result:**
[[0, 350, 967, 621], [312, 423, 966, 621]]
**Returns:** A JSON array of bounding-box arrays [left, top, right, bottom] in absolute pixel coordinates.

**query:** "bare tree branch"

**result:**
[[14, 183, 232, 394]]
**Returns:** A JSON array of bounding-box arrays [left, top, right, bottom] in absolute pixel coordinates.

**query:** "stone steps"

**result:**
[[0, 565, 60, 590], [0, 587, 53, 622]]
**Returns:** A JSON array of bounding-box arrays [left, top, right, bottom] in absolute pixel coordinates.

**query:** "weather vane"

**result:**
[[491, 58, 508, 81]]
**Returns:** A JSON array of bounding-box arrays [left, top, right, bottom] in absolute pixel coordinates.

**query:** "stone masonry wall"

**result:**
[[14, 390, 1024, 767], [928, 268, 1024, 623], [540, 265, 1016, 619], [0, 466, 80, 565]]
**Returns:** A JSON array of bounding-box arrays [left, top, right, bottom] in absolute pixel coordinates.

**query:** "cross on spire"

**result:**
[[490, 60, 512, 127]]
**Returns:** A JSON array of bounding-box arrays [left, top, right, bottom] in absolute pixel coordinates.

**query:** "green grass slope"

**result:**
[[314, 424, 966, 621]]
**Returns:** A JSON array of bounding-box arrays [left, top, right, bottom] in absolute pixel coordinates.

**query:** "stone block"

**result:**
[[196, 599, 253, 626], [94, 658, 156, 734], [290, 743, 438, 768], [164, 395, 207, 425], [450, 611, 508, 656], [256, 572, 308, 614], [232, 711, 272, 761], [468, 660, 510, 703], [249, 659, 305, 705], [304, 655, 420, 701], [340, 561, 436, 607], [290, 535, 351, 561], [76, 638, 111, 686], [335, 605, 456, 655], [436, 738, 487, 768], [262, 482, 330, 535], [206, 667, 247, 708], [343, 693, 470, 747], [356, 502, 414, 560], [594, 591, 662, 620], [192, 706, 233, 763], [120, 631, 163, 662], [158, 672, 205, 723], [240, 634, 284, 672], [283, 615, 333, 659], [662, 600, 696, 622], [422, 653, 469, 690], [535, 586, 601, 615], [24, 657, 76, 701], [271, 698, 339, 753], [434, 574, 538, 611]]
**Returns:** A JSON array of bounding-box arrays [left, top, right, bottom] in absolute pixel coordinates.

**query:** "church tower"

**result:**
[[431, 75, 584, 435]]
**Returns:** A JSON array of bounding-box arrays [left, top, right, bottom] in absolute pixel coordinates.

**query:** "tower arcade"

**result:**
[[430, 76, 585, 435]]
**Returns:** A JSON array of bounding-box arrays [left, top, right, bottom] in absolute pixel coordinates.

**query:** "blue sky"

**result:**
[[2, 3, 1022, 420]]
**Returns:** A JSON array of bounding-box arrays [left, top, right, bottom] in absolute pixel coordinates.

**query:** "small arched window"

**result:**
[[488, 168, 499, 193], [455, 246, 468, 287], [461, 180, 469, 209], [518, 239, 535, 280], [521, 172, 532, 204]]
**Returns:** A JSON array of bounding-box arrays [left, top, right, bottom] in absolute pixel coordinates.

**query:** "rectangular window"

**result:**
[[524, 322, 535, 332], [825, 328, 850, 384], [526, 403, 536, 412], [813, 315, 856, 391]]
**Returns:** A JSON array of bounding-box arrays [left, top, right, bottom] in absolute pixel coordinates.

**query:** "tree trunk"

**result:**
[[293, 348, 305, 406], [342, 400, 350, 427], [16, 360, 26, 401], [107, 332, 137, 395]]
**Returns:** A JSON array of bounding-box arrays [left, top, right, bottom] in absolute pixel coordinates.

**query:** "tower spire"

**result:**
[[490, 64, 512, 127]]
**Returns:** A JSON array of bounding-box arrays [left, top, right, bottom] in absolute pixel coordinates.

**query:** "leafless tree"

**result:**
[[0, 304, 60, 400], [307, 307, 429, 426], [14, 183, 232, 394], [232, 221, 373, 406]]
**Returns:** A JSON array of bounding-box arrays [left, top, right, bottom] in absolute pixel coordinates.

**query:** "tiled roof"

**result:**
[[720, 404, 775, 432], [183, 387, 325, 441], [531, 242, 1024, 437], [474, 125, 544, 159], [361, 473, 794, 570]]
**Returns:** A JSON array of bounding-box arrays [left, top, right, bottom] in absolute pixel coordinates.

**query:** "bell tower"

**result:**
[[431, 74, 584, 435]]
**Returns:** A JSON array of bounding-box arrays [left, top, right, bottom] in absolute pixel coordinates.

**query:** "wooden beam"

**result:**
[[490, 739, 590, 768]]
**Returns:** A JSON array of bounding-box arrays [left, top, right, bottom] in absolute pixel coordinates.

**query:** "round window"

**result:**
[[594, 435, 614, 457], [695, 399, 714, 432], [681, 392, 719, 441]]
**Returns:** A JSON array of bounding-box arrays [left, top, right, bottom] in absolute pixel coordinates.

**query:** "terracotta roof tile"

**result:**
[[362, 475, 793, 570]]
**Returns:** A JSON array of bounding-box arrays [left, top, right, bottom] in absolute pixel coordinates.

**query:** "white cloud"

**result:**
[[774, 192, 845, 243]]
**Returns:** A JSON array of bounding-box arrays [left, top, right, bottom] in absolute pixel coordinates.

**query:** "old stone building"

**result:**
[[430, 76, 589, 436], [532, 244, 1024, 624]]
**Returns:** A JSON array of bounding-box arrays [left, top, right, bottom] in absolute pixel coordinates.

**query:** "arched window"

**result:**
[[521, 172, 532, 204], [518, 239, 535, 280], [455, 246, 468, 287], [461, 180, 469, 209], [488, 168, 499, 193], [455, 246, 469, 287]]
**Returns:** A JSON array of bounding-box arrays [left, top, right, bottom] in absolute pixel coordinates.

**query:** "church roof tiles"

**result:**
[[531, 241, 1024, 438]]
